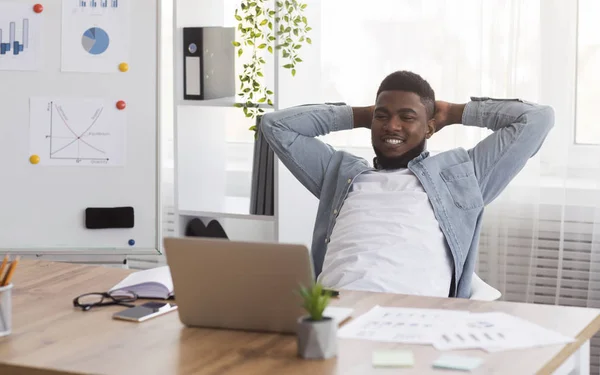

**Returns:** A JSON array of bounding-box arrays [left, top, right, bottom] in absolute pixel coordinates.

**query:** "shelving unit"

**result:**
[[176, 97, 272, 109], [172, 0, 277, 243], [172, 0, 323, 248]]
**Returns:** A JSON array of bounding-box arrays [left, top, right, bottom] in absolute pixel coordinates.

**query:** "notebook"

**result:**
[[109, 266, 174, 299]]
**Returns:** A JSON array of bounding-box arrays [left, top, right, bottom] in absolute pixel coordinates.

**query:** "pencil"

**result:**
[[0, 255, 8, 282], [1, 256, 19, 287]]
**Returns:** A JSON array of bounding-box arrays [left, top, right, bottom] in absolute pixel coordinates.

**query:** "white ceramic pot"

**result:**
[[296, 316, 337, 359]]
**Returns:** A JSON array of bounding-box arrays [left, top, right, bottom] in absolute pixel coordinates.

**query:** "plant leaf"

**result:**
[[291, 69, 296, 76], [260, 19, 268, 26], [235, 15, 242, 21], [238, 48, 243, 57], [268, 46, 273, 53], [306, 37, 312, 44], [283, 64, 293, 68], [232, 41, 241, 47], [257, 71, 264, 77], [258, 43, 267, 49], [295, 57, 303, 62]]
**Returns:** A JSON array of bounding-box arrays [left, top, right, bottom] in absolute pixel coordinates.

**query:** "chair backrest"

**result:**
[[470, 273, 502, 301]]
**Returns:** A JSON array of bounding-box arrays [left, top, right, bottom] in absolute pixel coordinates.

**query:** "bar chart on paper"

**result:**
[[29, 97, 126, 167], [0, 18, 28, 56], [0, 2, 40, 71], [62, 0, 130, 72], [76, 0, 120, 12]]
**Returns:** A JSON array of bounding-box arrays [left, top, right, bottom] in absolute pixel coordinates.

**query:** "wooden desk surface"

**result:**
[[0, 260, 599, 375]]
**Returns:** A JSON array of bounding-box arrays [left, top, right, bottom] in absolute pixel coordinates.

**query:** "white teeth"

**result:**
[[384, 139, 403, 145]]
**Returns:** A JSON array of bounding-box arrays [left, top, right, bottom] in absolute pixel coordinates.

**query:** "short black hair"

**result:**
[[376, 70, 435, 119]]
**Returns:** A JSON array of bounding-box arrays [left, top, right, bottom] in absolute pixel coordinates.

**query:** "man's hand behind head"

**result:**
[[433, 101, 466, 133]]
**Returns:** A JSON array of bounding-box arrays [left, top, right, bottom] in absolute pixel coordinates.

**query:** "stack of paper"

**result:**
[[337, 306, 574, 352]]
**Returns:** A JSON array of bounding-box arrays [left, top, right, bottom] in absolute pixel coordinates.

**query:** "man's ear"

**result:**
[[426, 119, 436, 139]]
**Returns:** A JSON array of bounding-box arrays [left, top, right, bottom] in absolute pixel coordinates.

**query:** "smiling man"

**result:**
[[260, 70, 554, 298]]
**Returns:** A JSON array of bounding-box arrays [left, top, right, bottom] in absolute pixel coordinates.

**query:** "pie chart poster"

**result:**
[[61, 0, 129, 73]]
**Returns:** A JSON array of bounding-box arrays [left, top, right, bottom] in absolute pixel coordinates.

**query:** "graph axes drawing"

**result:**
[[45, 101, 110, 162]]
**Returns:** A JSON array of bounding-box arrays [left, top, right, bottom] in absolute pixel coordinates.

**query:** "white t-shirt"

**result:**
[[317, 168, 453, 297]]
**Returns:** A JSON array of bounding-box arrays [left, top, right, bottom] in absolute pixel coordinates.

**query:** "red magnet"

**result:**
[[116, 100, 126, 110], [33, 4, 43, 13]]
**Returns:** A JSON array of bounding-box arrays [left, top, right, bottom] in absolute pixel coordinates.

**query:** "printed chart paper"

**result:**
[[337, 305, 469, 344], [338, 306, 574, 352], [61, 0, 129, 72], [434, 312, 575, 352], [0, 1, 41, 71], [29, 97, 126, 166]]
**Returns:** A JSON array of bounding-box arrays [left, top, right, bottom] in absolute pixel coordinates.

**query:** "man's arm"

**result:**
[[435, 97, 554, 205], [260, 104, 371, 197]]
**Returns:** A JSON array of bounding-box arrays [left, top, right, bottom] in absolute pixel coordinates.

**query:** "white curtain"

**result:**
[[318, 0, 600, 371]]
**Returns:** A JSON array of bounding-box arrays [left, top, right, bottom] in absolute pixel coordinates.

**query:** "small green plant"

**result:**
[[298, 282, 333, 321]]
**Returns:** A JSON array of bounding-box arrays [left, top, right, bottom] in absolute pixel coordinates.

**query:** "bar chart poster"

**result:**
[[0, 2, 42, 71], [61, 0, 129, 72], [29, 97, 126, 166]]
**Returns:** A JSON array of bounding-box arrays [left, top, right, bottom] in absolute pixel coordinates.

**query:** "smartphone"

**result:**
[[112, 302, 178, 322]]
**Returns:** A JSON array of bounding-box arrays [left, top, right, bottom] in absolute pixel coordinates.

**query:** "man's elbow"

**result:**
[[536, 105, 555, 134], [522, 105, 555, 157], [258, 112, 277, 138]]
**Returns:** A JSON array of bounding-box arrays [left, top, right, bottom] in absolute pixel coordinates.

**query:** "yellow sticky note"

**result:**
[[372, 350, 414, 368]]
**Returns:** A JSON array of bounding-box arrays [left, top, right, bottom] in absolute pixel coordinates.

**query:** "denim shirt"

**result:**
[[260, 97, 554, 298]]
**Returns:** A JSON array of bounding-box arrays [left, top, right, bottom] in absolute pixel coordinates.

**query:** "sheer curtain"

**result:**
[[318, 1, 600, 371]]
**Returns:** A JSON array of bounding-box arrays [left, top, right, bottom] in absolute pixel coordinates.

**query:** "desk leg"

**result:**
[[554, 340, 590, 375], [571, 340, 590, 375]]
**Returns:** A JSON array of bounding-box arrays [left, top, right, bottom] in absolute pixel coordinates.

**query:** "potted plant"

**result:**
[[296, 282, 337, 360]]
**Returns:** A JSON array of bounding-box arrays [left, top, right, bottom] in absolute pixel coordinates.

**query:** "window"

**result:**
[[317, 0, 541, 156], [575, 0, 600, 145]]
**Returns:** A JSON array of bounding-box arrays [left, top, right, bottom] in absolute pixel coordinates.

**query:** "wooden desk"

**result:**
[[0, 260, 598, 375]]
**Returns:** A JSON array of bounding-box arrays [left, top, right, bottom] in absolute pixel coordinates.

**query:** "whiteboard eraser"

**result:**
[[85, 207, 134, 229]]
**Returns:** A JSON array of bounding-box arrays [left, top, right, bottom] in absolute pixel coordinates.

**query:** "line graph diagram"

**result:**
[[30, 97, 125, 166], [49, 102, 108, 161]]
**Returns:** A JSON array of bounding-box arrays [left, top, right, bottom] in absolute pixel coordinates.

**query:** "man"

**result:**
[[260, 71, 554, 298]]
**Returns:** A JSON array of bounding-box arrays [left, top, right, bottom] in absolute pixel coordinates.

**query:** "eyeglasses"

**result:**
[[73, 290, 138, 311]]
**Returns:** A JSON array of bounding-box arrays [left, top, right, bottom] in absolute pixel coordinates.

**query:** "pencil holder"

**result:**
[[0, 283, 13, 337]]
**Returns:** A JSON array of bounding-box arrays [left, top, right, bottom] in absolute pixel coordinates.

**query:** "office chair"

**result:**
[[470, 273, 502, 301]]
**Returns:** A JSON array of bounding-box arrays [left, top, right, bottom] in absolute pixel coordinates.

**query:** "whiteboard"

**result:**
[[0, 0, 159, 252]]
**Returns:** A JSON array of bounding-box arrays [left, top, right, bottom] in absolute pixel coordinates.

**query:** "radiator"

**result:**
[[478, 202, 600, 374]]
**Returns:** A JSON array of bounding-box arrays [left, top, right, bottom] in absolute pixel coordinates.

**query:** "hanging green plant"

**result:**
[[232, 0, 312, 133]]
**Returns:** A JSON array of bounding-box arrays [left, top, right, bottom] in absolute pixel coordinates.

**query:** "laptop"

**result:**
[[163, 236, 315, 334]]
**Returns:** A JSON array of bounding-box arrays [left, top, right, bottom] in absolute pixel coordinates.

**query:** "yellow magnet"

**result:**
[[29, 154, 40, 164], [118, 62, 129, 72]]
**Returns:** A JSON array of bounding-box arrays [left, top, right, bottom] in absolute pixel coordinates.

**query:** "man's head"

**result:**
[[371, 71, 436, 170]]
